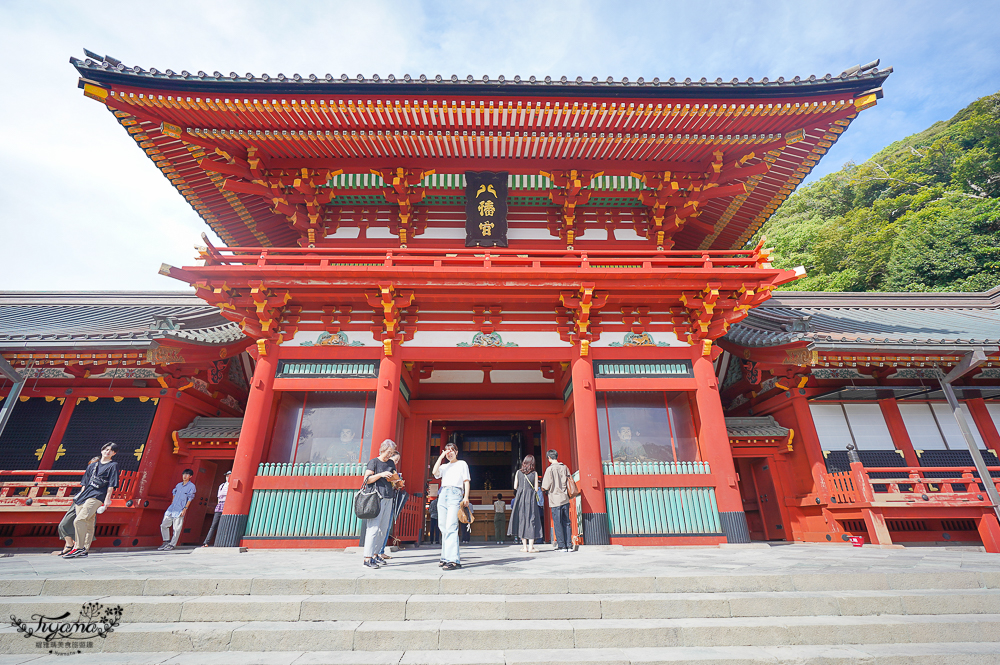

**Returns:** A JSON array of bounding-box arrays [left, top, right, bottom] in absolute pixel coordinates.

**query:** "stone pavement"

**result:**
[[1, 543, 1000, 664], [2, 542, 999, 585]]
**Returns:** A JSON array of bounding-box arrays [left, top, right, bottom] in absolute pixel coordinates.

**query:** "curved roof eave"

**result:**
[[71, 57, 892, 102]]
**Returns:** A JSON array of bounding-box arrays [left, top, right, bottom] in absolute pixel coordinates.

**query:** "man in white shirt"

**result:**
[[431, 442, 470, 570]]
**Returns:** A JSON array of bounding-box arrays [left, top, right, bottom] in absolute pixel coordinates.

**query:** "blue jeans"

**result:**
[[437, 486, 463, 564], [551, 503, 571, 550]]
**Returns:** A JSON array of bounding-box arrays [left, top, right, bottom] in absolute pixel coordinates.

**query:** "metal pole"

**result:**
[[0, 355, 25, 442], [937, 349, 1000, 525]]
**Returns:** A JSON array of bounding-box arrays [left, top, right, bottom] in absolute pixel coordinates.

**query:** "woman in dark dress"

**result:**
[[507, 455, 543, 552]]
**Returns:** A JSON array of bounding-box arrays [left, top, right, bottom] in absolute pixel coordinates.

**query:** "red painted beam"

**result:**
[[272, 378, 377, 392]]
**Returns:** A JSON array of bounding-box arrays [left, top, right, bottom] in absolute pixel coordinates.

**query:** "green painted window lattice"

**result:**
[[277, 362, 378, 378], [594, 362, 693, 377], [602, 461, 711, 475], [256, 462, 367, 476], [324, 173, 645, 192], [605, 487, 722, 536], [589, 265, 643, 269], [334, 195, 385, 205], [331, 195, 641, 208], [245, 489, 362, 538]]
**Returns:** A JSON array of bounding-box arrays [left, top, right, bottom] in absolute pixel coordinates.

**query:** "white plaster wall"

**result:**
[[284, 330, 381, 347], [405, 330, 568, 347], [490, 370, 554, 384], [419, 370, 485, 383], [590, 332, 688, 348], [325, 226, 361, 239]]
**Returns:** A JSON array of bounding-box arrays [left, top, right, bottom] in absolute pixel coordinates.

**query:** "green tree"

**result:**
[[756, 91, 1000, 293]]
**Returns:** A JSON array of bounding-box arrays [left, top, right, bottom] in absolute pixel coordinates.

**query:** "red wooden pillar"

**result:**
[[788, 394, 828, 490], [370, 353, 403, 459], [541, 417, 572, 543], [570, 354, 609, 544], [879, 398, 918, 466], [967, 398, 1000, 456], [544, 417, 573, 465], [123, 394, 177, 542], [218, 343, 277, 547], [137, 395, 177, 484], [692, 356, 748, 543], [977, 513, 1000, 554], [400, 415, 428, 491], [38, 397, 77, 470]]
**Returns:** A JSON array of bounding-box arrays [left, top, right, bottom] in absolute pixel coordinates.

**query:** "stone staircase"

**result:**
[[3, 565, 1000, 663]]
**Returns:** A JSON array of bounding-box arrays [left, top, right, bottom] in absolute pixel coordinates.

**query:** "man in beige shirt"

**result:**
[[541, 449, 573, 552]]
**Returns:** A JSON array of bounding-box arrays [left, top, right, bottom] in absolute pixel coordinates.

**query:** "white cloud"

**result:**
[[0, 0, 997, 290]]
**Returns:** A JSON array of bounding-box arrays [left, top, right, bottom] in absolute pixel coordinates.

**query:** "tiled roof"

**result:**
[[71, 51, 890, 251], [0, 292, 246, 351], [176, 416, 243, 440], [72, 52, 891, 99], [725, 287, 1000, 350], [726, 416, 789, 438]]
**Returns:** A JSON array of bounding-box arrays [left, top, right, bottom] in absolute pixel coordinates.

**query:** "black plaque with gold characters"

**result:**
[[465, 171, 508, 247]]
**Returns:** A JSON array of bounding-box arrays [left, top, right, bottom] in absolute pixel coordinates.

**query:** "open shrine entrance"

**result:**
[[429, 420, 541, 492], [404, 397, 573, 545], [424, 419, 543, 543]]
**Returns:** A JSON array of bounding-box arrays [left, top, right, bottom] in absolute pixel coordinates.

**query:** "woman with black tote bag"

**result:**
[[360, 439, 398, 569]]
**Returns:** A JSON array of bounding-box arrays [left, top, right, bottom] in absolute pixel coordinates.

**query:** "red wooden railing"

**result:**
[[196, 244, 775, 272], [389, 496, 424, 544], [0, 469, 140, 506], [822, 464, 1000, 507], [825, 471, 859, 505]]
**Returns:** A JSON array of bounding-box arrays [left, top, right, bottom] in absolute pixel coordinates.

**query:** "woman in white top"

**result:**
[[432, 441, 470, 570]]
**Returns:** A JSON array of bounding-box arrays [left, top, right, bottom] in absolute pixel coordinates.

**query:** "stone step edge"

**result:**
[[4, 570, 999, 596], [5, 614, 999, 632], [2, 643, 1000, 665], [5, 588, 1000, 622]]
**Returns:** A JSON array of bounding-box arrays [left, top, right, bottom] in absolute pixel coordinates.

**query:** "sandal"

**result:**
[[56, 546, 73, 556]]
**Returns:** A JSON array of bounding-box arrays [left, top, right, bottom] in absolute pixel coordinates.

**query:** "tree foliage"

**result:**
[[756, 91, 1000, 292]]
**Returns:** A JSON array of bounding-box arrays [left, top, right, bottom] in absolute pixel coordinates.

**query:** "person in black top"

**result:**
[[56, 456, 98, 556], [64, 442, 119, 559], [361, 439, 398, 569]]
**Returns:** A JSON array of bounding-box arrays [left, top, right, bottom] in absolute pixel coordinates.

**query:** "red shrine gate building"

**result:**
[[3, 52, 998, 551]]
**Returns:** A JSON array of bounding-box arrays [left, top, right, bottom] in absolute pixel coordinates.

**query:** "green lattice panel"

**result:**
[[245, 488, 362, 538], [605, 486, 722, 536]]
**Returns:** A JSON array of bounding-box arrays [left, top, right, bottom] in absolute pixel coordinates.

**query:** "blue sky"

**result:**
[[1, 0, 998, 290]]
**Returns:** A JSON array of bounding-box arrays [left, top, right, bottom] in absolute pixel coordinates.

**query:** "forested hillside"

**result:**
[[757, 92, 1000, 292]]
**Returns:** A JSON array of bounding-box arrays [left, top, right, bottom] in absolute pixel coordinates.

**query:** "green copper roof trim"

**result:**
[[277, 361, 378, 378], [594, 361, 694, 378]]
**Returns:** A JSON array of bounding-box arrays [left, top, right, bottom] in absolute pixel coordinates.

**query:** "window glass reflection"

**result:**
[[596, 391, 699, 462], [270, 392, 376, 464]]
